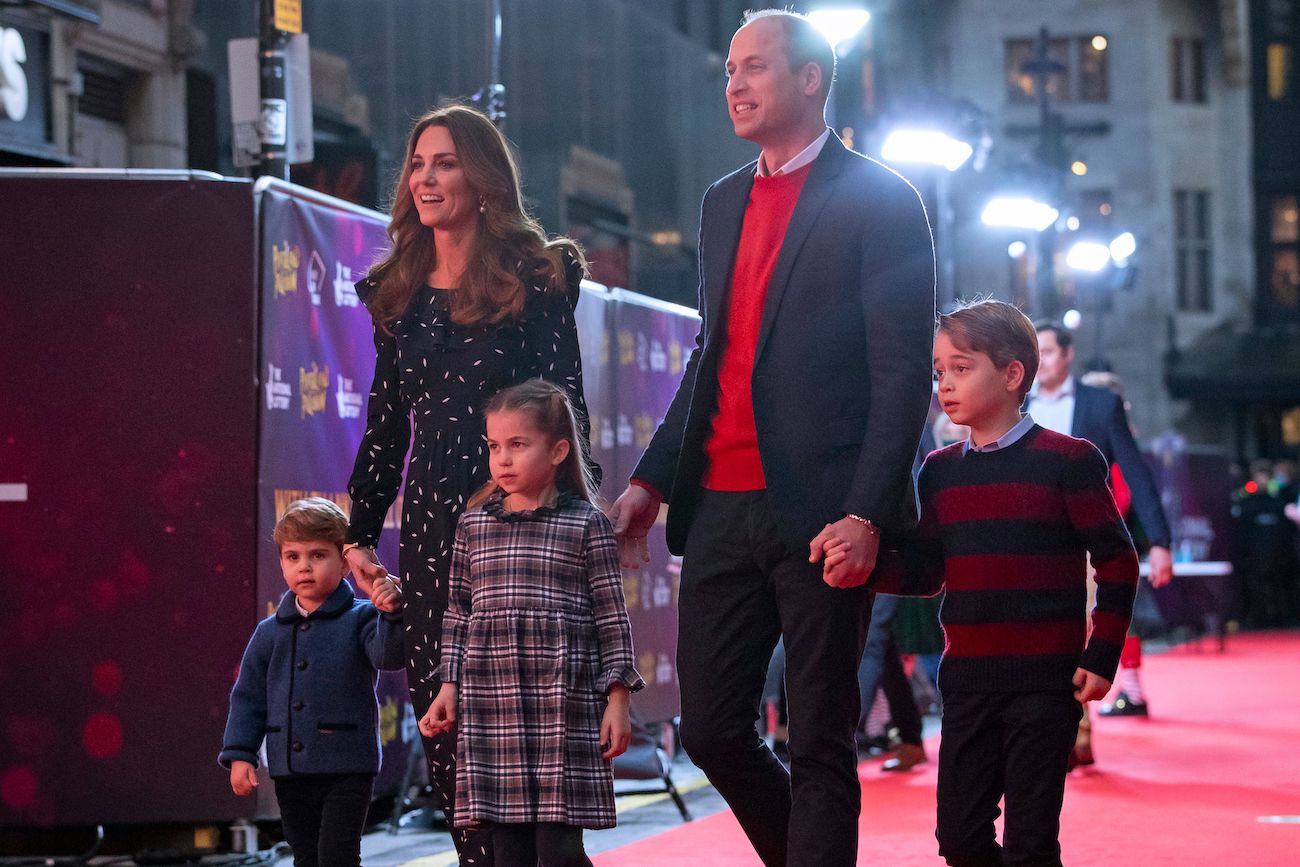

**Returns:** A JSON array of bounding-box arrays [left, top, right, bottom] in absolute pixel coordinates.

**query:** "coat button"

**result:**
[[296, 660, 308, 671], [299, 622, 310, 631], [291, 741, 303, 752], [292, 701, 305, 711]]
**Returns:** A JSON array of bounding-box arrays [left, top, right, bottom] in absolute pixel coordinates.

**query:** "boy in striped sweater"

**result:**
[[830, 299, 1138, 866]]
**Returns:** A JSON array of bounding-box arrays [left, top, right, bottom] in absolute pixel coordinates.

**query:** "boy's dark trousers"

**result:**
[[274, 773, 373, 867], [935, 690, 1081, 867], [676, 490, 874, 867]]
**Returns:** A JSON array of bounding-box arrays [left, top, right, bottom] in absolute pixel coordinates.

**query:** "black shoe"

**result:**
[[1099, 692, 1149, 717]]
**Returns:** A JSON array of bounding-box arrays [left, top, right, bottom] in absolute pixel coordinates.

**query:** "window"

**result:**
[[1170, 37, 1207, 102], [1268, 43, 1292, 101], [1173, 190, 1212, 311], [1270, 194, 1300, 310], [1005, 35, 1109, 104]]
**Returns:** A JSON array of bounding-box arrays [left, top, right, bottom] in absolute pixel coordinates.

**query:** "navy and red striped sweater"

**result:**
[[869, 425, 1138, 694]]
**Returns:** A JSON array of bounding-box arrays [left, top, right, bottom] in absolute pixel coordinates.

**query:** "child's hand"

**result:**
[[229, 760, 258, 796], [419, 683, 458, 737], [370, 575, 403, 614], [1072, 668, 1112, 703], [600, 684, 632, 760]]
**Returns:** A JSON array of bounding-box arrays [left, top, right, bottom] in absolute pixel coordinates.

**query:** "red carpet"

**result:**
[[597, 632, 1300, 865]]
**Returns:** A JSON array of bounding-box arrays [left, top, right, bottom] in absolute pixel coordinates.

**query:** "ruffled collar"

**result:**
[[482, 489, 577, 522]]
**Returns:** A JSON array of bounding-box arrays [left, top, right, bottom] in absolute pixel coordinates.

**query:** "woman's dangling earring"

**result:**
[[478, 194, 487, 214]]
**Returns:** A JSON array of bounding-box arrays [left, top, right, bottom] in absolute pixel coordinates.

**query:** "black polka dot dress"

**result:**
[[346, 254, 598, 862]]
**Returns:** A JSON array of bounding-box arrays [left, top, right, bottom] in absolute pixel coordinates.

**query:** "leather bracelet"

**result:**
[[845, 514, 879, 535]]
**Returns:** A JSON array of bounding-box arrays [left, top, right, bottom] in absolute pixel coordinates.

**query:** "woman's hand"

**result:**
[[600, 684, 632, 760], [419, 683, 458, 737], [346, 545, 389, 596]]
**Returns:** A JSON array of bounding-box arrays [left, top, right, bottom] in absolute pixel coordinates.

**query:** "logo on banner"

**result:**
[[336, 374, 363, 419], [273, 242, 300, 296], [669, 340, 683, 375], [299, 362, 329, 418], [616, 413, 633, 447], [649, 338, 667, 372], [334, 262, 360, 307], [307, 250, 326, 306], [635, 413, 654, 448], [265, 364, 291, 410], [599, 415, 615, 450], [638, 650, 657, 686]]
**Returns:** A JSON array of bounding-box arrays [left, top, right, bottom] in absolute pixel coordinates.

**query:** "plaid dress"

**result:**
[[438, 492, 644, 829]]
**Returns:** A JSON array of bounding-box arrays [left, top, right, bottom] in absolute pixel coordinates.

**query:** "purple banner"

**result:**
[[256, 183, 413, 797]]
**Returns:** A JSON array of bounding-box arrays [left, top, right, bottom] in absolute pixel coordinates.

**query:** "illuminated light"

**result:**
[[82, 712, 124, 760], [650, 230, 683, 246], [1066, 240, 1112, 272], [1245, 480, 1259, 494], [807, 9, 871, 53], [981, 197, 1059, 232], [880, 128, 974, 172], [1007, 241, 1028, 258], [1092, 35, 1108, 51], [91, 661, 123, 697], [1062, 309, 1083, 330], [1071, 160, 1088, 176], [1110, 231, 1137, 264], [1067, 216, 1081, 231], [1100, 202, 1112, 216], [0, 766, 38, 811]]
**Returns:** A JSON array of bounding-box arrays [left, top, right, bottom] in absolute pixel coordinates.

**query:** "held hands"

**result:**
[[808, 518, 881, 588], [1072, 668, 1112, 703], [600, 684, 632, 760], [369, 574, 403, 614], [418, 682, 458, 738], [346, 545, 389, 596], [229, 760, 258, 796], [609, 485, 662, 569], [1147, 546, 1173, 589]]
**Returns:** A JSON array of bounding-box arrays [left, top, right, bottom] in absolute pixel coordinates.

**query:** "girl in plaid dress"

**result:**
[[419, 380, 645, 867]]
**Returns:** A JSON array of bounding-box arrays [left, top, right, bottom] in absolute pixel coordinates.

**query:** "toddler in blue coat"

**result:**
[[219, 497, 404, 867]]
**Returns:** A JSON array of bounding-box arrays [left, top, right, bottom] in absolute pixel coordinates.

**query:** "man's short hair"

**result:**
[[1034, 319, 1074, 351], [741, 9, 836, 102], [941, 299, 1040, 400], [273, 497, 349, 553]]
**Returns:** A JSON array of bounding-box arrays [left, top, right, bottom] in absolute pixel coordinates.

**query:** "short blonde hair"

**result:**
[[273, 497, 349, 553]]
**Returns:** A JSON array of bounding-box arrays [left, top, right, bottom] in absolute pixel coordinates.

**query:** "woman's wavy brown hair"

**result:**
[[365, 104, 585, 331]]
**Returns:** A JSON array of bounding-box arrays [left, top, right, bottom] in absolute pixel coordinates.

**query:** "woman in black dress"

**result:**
[[343, 104, 597, 866]]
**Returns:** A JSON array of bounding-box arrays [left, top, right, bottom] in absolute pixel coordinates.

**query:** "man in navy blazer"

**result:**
[[1029, 321, 1172, 721], [610, 11, 935, 866]]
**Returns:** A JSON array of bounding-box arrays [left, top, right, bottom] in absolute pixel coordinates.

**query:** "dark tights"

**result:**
[[491, 823, 592, 867]]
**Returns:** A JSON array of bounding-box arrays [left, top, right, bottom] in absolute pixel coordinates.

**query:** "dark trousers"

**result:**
[[935, 691, 1081, 867], [491, 823, 592, 867], [273, 773, 373, 867], [677, 490, 873, 867], [880, 634, 923, 745]]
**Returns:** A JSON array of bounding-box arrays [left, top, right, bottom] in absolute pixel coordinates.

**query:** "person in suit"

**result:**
[[608, 11, 935, 866], [1028, 322, 1172, 739]]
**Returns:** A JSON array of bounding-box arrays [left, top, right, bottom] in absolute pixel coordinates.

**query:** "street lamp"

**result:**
[[1064, 232, 1139, 370], [807, 8, 871, 54], [981, 196, 1060, 232], [881, 129, 974, 172]]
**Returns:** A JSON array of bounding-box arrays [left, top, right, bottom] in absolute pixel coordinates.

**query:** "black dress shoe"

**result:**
[[1099, 692, 1149, 717]]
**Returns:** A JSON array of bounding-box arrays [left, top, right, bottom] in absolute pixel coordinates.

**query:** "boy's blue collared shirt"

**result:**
[[963, 413, 1037, 456]]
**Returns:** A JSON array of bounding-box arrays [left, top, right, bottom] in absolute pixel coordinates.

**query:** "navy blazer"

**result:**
[[219, 582, 405, 778], [1069, 382, 1172, 549], [634, 134, 936, 555]]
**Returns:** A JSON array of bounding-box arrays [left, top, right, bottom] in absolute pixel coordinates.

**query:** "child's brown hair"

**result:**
[[939, 298, 1040, 400], [469, 379, 598, 509], [273, 497, 349, 553]]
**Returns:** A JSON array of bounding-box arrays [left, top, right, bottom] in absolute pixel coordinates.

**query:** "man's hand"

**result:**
[[346, 545, 389, 596], [1072, 668, 1112, 703], [1147, 546, 1173, 589], [609, 484, 662, 569], [229, 760, 258, 796], [809, 518, 881, 588]]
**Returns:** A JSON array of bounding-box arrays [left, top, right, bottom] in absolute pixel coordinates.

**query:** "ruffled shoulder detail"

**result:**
[[482, 489, 578, 522]]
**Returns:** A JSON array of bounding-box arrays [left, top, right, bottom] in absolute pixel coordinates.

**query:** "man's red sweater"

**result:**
[[702, 163, 812, 491]]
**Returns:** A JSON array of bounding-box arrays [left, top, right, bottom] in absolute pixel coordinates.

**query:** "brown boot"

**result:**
[[1069, 709, 1095, 770], [881, 742, 928, 772]]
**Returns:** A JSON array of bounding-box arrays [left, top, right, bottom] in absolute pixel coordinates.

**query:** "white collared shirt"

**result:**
[[1026, 377, 1076, 436], [963, 413, 1037, 456], [758, 128, 831, 177]]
